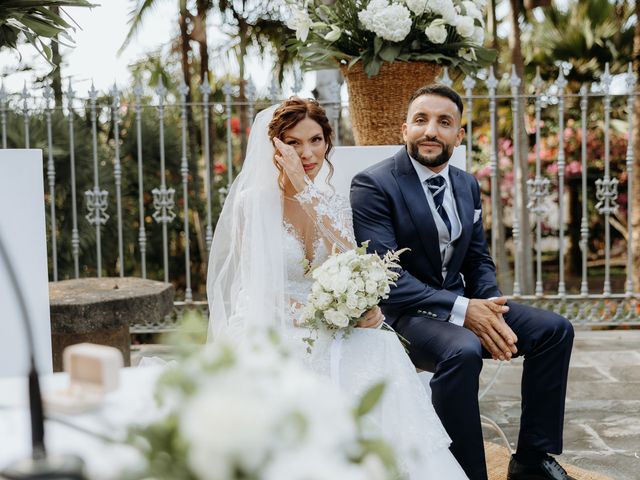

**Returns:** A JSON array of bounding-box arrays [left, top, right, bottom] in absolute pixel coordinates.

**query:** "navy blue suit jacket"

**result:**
[[350, 147, 501, 323]]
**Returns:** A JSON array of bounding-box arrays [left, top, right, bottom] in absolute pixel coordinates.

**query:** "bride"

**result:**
[[207, 98, 468, 479]]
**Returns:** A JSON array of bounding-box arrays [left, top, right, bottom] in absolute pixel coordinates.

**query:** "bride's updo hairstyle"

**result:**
[[268, 97, 335, 190]]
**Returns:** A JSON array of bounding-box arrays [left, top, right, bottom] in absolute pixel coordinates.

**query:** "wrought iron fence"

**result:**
[[0, 63, 638, 331]]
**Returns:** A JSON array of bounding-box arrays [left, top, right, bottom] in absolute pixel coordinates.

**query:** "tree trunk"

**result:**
[[508, 0, 534, 294], [49, 6, 63, 107], [483, 0, 512, 291], [179, 4, 204, 268], [196, 0, 215, 175], [632, 0, 640, 292], [487, 0, 500, 76], [179, 6, 199, 185], [238, 21, 249, 162]]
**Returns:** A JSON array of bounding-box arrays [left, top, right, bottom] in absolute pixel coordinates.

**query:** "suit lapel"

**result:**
[[445, 166, 473, 283], [392, 149, 442, 274]]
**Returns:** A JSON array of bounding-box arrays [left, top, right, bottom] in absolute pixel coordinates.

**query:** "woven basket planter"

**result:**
[[341, 61, 443, 145]]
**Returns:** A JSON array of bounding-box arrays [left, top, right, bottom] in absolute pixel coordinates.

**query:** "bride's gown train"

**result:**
[[281, 182, 468, 479]]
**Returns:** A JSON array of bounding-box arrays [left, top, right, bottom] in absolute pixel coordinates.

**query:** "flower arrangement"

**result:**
[[123, 328, 398, 480], [285, 0, 496, 76], [299, 242, 407, 349]]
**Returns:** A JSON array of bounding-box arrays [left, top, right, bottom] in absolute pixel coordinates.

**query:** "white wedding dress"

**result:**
[[206, 105, 467, 479], [280, 182, 468, 480]]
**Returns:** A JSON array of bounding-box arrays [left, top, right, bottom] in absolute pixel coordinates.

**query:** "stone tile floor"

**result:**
[[133, 330, 640, 479], [480, 330, 640, 480]]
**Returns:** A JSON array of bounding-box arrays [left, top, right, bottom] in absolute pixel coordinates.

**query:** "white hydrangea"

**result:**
[[426, 0, 457, 24], [181, 384, 277, 480], [424, 20, 448, 44], [462, 0, 483, 21], [404, 0, 429, 15], [471, 26, 484, 45], [455, 15, 475, 37], [358, 0, 413, 42], [286, 6, 312, 42], [177, 343, 370, 480]]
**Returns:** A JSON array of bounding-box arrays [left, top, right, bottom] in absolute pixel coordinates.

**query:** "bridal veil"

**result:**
[[206, 105, 289, 342]]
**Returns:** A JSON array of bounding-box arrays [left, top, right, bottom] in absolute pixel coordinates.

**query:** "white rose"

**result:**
[[324, 26, 342, 42], [369, 266, 387, 282], [458, 47, 477, 61], [312, 281, 323, 294], [300, 303, 317, 323], [358, 1, 413, 42], [455, 15, 475, 37], [462, 0, 483, 20], [324, 309, 350, 328], [471, 25, 484, 44], [286, 7, 312, 42], [357, 297, 368, 310], [333, 277, 349, 295], [346, 293, 359, 310], [425, 21, 447, 44], [317, 271, 334, 291], [427, 0, 457, 24], [404, 0, 429, 15], [365, 280, 378, 294], [316, 292, 334, 310]]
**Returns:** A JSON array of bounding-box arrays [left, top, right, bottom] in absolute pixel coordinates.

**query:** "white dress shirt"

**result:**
[[409, 157, 469, 326]]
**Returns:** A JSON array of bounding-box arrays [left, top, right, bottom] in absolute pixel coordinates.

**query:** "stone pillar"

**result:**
[[49, 277, 174, 371]]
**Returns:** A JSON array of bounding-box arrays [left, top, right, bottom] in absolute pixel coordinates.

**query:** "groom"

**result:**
[[350, 84, 575, 480]]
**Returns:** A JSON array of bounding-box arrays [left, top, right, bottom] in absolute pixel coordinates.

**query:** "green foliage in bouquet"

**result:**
[[284, 0, 497, 76]]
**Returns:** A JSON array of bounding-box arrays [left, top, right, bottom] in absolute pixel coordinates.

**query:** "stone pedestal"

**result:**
[[49, 277, 174, 371]]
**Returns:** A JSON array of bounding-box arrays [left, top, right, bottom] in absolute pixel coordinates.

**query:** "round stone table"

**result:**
[[49, 277, 174, 371]]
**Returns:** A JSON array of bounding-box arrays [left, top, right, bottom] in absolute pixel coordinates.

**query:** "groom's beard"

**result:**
[[407, 136, 453, 169]]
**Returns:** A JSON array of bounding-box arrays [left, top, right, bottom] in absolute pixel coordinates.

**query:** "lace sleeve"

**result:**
[[294, 180, 356, 252]]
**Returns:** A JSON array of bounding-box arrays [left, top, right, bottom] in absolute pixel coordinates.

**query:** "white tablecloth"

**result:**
[[0, 366, 164, 478]]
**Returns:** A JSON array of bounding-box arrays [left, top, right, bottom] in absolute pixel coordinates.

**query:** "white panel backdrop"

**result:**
[[0, 149, 52, 377], [328, 145, 467, 198]]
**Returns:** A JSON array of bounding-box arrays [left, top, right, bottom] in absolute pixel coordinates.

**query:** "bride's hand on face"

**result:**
[[356, 306, 385, 329], [273, 137, 308, 193]]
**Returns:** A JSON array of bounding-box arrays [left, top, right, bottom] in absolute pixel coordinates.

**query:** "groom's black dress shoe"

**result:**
[[507, 454, 577, 480]]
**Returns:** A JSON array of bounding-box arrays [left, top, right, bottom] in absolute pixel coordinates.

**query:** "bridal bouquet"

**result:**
[[285, 0, 496, 76], [122, 323, 398, 480], [300, 242, 406, 346]]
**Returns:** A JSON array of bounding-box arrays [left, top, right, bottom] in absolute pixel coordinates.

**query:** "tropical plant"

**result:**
[[0, 0, 95, 62], [523, 0, 635, 83]]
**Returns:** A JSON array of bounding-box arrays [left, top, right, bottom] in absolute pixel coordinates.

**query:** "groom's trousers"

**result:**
[[393, 301, 574, 480]]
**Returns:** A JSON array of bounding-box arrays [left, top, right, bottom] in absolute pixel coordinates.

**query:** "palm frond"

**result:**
[[118, 0, 163, 55]]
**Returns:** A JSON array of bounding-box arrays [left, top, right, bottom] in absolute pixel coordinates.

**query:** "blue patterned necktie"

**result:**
[[426, 175, 452, 236]]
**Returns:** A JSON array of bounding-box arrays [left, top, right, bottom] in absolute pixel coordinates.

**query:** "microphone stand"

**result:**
[[0, 228, 86, 479]]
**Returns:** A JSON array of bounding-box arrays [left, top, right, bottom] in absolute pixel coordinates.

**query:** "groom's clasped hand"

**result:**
[[464, 296, 518, 361]]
